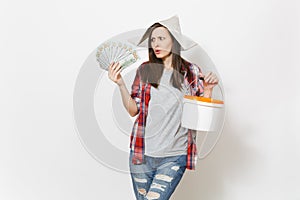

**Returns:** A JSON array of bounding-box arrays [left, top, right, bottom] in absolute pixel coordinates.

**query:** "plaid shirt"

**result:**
[[130, 61, 204, 170]]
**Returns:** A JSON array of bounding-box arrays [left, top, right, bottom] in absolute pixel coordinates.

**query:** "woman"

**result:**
[[108, 15, 218, 200]]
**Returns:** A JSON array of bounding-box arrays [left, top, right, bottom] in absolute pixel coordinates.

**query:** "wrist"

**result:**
[[203, 88, 212, 98], [117, 79, 125, 87]]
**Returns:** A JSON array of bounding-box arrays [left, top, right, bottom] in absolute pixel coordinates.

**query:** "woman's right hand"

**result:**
[[108, 62, 124, 86]]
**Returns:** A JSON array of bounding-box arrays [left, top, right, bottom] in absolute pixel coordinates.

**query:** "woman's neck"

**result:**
[[162, 53, 173, 70]]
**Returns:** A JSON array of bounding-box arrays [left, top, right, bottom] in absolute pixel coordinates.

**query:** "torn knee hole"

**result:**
[[138, 188, 146, 195], [155, 174, 173, 182], [150, 183, 166, 191], [146, 191, 160, 199], [171, 166, 180, 171], [134, 177, 147, 183]]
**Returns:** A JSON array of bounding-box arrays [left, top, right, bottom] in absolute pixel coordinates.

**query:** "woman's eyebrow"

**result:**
[[151, 35, 165, 38]]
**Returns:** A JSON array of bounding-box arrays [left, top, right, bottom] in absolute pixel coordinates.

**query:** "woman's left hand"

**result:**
[[203, 72, 219, 90]]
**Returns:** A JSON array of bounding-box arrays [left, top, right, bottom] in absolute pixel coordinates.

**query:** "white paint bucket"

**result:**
[[181, 96, 225, 132]]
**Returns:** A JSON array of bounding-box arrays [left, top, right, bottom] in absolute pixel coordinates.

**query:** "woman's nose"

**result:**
[[152, 40, 159, 48]]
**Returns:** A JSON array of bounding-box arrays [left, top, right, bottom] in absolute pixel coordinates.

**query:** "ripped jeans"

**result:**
[[129, 151, 187, 200]]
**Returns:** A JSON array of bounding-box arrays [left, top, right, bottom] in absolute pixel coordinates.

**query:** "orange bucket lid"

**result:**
[[184, 95, 224, 104]]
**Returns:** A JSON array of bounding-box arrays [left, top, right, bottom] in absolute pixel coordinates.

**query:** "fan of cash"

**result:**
[[96, 40, 140, 71]]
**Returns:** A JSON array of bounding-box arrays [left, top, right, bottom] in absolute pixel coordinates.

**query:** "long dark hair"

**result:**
[[138, 23, 194, 91]]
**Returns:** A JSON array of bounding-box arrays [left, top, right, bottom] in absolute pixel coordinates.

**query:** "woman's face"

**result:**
[[150, 27, 173, 59]]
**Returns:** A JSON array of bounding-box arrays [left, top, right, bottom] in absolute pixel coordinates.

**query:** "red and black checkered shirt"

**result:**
[[130, 61, 204, 170]]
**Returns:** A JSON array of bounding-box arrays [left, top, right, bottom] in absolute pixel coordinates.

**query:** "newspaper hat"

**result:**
[[129, 15, 197, 51]]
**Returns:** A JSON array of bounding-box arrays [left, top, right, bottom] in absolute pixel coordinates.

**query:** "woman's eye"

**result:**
[[151, 38, 155, 42], [158, 37, 165, 40]]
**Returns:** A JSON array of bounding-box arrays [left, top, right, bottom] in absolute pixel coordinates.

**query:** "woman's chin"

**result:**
[[155, 53, 168, 59]]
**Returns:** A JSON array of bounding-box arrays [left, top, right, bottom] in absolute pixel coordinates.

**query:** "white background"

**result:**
[[1, 0, 300, 199]]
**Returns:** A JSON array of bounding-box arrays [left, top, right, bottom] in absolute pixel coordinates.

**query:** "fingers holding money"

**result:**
[[108, 62, 123, 84]]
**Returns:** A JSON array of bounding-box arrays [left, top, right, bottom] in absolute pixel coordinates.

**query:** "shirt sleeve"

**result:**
[[130, 66, 142, 113]]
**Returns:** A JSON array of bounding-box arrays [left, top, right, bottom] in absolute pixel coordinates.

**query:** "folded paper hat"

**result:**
[[128, 15, 197, 51]]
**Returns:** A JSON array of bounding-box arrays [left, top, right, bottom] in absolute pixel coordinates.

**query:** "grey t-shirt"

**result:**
[[144, 68, 188, 157]]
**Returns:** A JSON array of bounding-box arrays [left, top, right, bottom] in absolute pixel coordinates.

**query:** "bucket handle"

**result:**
[[183, 75, 224, 101]]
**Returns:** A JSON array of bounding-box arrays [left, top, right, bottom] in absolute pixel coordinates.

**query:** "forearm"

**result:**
[[118, 82, 139, 117]]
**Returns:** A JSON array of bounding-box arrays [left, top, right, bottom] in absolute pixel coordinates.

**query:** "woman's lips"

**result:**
[[155, 50, 161, 54]]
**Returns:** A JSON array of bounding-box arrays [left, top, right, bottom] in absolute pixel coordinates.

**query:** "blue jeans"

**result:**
[[129, 151, 187, 200]]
